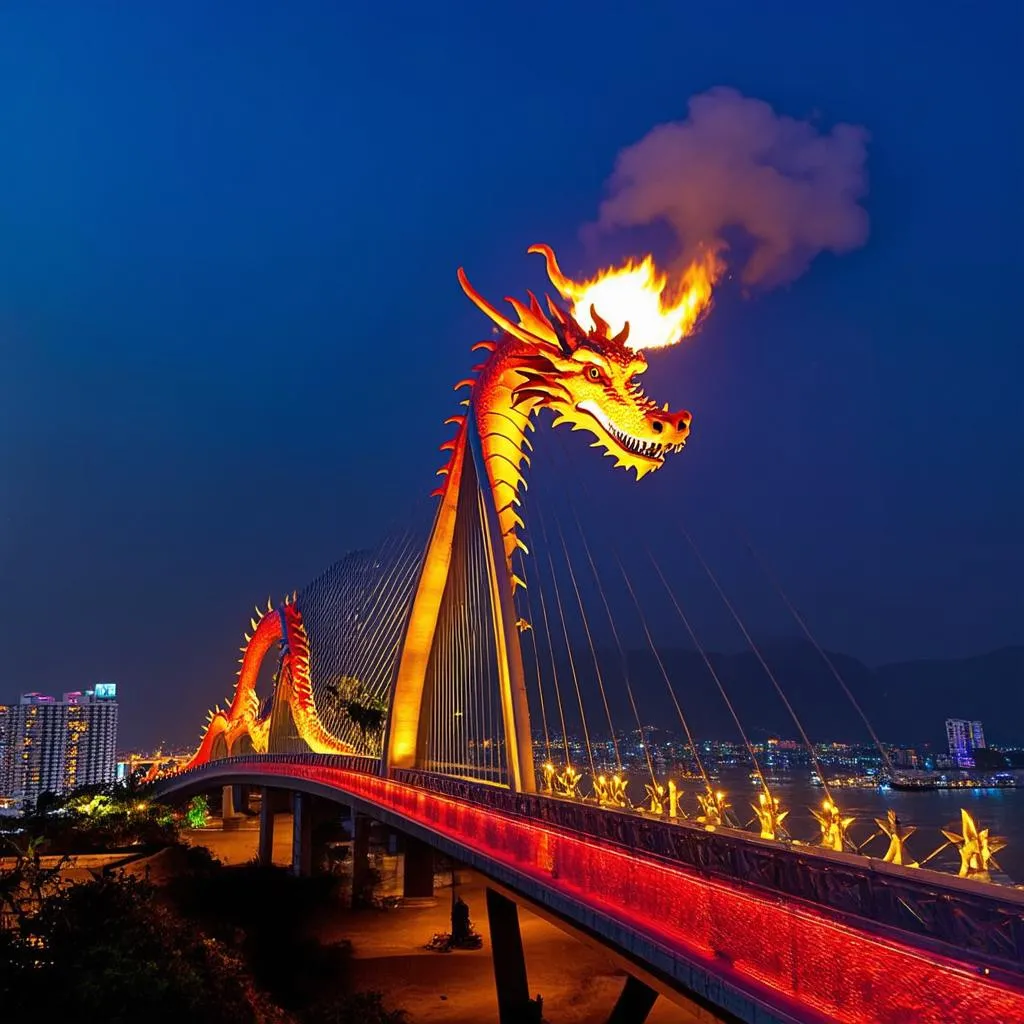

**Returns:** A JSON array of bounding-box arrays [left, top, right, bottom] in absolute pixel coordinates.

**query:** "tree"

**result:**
[[0, 835, 67, 939], [1, 871, 292, 1023], [326, 677, 387, 754], [167, 860, 350, 1012], [110, 766, 157, 801], [17, 784, 180, 854], [186, 794, 211, 829]]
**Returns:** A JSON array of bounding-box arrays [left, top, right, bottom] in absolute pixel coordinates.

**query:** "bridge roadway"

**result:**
[[157, 754, 1024, 1024]]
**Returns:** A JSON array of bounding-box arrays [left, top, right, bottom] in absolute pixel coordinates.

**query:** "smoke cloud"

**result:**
[[596, 87, 870, 288]]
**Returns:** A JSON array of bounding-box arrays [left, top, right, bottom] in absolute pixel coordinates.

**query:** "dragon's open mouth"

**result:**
[[577, 400, 686, 463]]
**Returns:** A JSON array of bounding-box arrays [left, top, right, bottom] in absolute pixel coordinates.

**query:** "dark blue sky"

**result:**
[[1, 2, 1020, 748]]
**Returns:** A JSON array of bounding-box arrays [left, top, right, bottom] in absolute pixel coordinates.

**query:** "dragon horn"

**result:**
[[457, 268, 542, 347], [545, 294, 566, 323], [590, 304, 610, 338], [543, 295, 578, 353], [527, 243, 573, 296], [612, 321, 631, 345]]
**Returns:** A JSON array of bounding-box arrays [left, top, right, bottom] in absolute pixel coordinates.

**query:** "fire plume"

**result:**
[[529, 243, 722, 350]]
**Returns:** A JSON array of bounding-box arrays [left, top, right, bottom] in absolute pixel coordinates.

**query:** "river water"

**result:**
[[633, 768, 1024, 883]]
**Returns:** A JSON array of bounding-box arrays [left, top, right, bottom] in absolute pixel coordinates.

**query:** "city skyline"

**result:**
[[6, 634, 1023, 752]]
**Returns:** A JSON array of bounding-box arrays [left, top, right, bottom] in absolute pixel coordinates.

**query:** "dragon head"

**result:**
[[458, 246, 695, 480]]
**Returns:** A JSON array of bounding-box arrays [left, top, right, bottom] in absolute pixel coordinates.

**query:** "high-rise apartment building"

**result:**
[[63, 686, 119, 791], [945, 718, 986, 768], [11, 694, 66, 800], [5, 686, 119, 804], [0, 704, 12, 797]]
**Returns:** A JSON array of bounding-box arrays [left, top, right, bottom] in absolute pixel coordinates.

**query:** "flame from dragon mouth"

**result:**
[[529, 243, 722, 350]]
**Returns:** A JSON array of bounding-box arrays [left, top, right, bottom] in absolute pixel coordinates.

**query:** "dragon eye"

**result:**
[[586, 365, 602, 381]]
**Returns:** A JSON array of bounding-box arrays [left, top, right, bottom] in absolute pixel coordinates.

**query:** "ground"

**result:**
[[188, 813, 712, 1023]]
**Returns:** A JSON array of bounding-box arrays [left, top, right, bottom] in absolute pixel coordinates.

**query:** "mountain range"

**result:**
[[535, 639, 1024, 749]]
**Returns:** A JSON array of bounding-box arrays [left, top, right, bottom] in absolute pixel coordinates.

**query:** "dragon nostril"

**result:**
[[678, 419, 689, 431], [652, 420, 663, 433]]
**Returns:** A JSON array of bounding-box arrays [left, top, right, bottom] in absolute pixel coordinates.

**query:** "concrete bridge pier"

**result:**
[[291, 792, 313, 877], [257, 786, 281, 866], [486, 887, 541, 1024], [401, 834, 435, 905], [221, 784, 240, 820], [237, 784, 257, 813], [605, 975, 659, 1024], [351, 812, 373, 907]]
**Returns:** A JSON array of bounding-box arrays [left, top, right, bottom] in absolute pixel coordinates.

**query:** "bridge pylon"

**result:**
[[384, 400, 535, 791]]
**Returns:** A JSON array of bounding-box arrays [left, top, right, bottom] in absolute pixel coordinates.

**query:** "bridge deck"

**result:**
[[160, 757, 1024, 1024]]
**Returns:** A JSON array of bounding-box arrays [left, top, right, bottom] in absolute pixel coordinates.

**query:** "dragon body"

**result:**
[[174, 244, 697, 778], [175, 598, 356, 775]]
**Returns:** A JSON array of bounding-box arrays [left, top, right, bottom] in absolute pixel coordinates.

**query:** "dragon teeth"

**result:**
[[607, 424, 669, 460]]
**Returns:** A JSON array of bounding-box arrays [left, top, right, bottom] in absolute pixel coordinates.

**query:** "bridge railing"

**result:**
[[166, 752, 379, 775], [161, 754, 1024, 974], [393, 768, 1024, 971]]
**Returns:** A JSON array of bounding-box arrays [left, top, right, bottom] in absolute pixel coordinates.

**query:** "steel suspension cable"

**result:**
[[534, 495, 597, 779], [548, 450, 656, 789], [739, 531, 894, 774], [551, 510, 622, 770], [476, 490, 503, 783], [468, 496, 487, 778], [455, 522, 467, 775], [322, 529, 421, 747], [646, 548, 774, 802], [513, 545, 553, 764], [527, 518, 572, 768], [468, 519, 484, 777], [606, 542, 716, 800], [550, 436, 713, 799], [676, 521, 836, 807], [330, 527, 419, 687], [354, 548, 425, 712]]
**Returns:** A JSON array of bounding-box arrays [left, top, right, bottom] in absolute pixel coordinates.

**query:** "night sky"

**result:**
[[1, 2, 1020, 749]]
